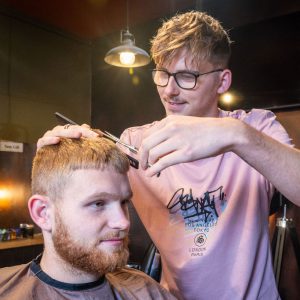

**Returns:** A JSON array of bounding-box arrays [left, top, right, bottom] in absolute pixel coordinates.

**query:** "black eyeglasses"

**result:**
[[152, 68, 223, 90]]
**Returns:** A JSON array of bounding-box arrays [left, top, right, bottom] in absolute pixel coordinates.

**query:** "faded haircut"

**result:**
[[31, 138, 129, 200], [151, 11, 232, 68]]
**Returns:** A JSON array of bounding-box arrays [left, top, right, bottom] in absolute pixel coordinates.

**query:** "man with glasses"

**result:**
[[38, 11, 300, 300]]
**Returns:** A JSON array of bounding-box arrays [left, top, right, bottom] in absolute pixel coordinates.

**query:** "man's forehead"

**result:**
[[65, 168, 130, 193], [158, 48, 208, 70], [69, 167, 127, 177]]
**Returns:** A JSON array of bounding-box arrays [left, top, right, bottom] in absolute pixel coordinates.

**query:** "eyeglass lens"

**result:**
[[152, 70, 197, 89]]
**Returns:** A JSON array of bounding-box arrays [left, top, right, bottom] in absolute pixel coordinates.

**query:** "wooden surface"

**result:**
[[0, 233, 43, 250]]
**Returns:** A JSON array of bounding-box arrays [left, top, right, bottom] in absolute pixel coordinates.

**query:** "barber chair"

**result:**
[[140, 241, 161, 282], [127, 202, 162, 282], [270, 191, 300, 300]]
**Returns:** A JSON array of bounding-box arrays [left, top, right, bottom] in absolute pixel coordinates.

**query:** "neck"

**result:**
[[195, 107, 220, 118], [40, 245, 100, 284], [204, 107, 220, 118]]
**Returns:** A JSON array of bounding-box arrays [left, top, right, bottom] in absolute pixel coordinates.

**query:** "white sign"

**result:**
[[0, 140, 23, 153]]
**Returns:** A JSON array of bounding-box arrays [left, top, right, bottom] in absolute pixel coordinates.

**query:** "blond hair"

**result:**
[[32, 138, 129, 200], [151, 11, 232, 68]]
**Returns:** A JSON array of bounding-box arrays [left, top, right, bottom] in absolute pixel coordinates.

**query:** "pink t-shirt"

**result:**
[[121, 109, 292, 300]]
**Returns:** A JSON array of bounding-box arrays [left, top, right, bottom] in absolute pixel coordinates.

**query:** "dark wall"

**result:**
[[229, 12, 300, 110], [0, 9, 92, 144]]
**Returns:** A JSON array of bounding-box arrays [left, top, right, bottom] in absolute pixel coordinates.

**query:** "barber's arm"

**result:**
[[231, 122, 300, 206], [138, 115, 300, 206]]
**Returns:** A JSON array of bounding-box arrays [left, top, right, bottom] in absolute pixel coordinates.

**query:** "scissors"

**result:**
[[54, 112, 160, 176], [102, 131, 160, 177]]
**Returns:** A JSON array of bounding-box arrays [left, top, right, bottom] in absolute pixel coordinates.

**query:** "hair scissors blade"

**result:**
[[104, 131, 138, 154], [104, 130, 160, 176]]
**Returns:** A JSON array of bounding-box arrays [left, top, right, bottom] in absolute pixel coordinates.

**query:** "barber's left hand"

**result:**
[[139, 115, 239, 176]]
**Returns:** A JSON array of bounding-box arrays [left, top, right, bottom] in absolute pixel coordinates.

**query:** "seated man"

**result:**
[[0, 138, 175, 300]]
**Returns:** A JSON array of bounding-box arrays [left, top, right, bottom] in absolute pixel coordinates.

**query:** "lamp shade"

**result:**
[[104, 30, 150, 68]]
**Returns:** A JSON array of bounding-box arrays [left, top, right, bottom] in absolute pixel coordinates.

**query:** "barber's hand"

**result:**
[[139, 115, 240, 176], [37, 124, 99, 149]]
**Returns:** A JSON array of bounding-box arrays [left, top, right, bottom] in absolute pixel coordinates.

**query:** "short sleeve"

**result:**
[[244, 109, 293, 146]]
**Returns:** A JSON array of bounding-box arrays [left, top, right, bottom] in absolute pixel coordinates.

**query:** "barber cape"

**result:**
[[0, 255, 176, 300]]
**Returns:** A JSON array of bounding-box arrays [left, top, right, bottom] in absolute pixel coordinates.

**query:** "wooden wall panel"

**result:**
[[0, 13, 92, 144]]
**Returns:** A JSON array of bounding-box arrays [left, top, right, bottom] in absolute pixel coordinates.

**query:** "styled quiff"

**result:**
[[32, 138, 129, 200], [151, 11, 232, 68]]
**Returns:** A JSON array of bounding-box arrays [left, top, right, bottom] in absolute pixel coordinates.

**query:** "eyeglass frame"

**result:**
[[152, 68, 224, 90]]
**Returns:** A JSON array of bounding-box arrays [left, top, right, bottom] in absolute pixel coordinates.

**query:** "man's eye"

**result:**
[[179, 73, 195, 81], [93, 201, 105, 208]]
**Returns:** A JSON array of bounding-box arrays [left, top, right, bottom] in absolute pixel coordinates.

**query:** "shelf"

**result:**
[[0, 233, 43, 250]]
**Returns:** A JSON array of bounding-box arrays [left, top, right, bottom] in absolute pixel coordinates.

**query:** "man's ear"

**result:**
[[28, 195, 52, 232], [217, 69, 232, 94]]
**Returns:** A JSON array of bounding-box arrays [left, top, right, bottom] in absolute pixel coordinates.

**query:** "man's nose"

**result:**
[[163, 75, 180, 95], [107, 205, 130, 231]]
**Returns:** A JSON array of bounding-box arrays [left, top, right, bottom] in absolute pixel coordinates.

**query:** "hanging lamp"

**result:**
[[104, 0, 150, 68]]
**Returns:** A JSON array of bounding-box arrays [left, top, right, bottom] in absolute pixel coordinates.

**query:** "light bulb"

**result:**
[[0, 188, 10, 199], [119, 52, 135, 65], [222, 93, 233, 104]]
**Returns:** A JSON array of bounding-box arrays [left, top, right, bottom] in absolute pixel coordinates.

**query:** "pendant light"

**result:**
[[104, 0, 150, 68]]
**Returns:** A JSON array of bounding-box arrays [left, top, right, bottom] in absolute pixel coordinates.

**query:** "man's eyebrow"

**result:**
[[159, 67, 198, 73], [87, 191, 133, 201]]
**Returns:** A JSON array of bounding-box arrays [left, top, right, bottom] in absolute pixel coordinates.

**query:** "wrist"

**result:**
[[229, 119, 251, 154]]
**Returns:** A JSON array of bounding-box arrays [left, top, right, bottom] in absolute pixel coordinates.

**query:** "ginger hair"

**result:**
[[151, 11, 232, 68]]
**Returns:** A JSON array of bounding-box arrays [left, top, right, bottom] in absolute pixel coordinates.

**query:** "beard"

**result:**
[[52, 212, 129, 276]]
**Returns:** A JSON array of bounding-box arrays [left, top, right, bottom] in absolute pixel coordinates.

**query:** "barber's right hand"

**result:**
[[37, 124, 99, 149]]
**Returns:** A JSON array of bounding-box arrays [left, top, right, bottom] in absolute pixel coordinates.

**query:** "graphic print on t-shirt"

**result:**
[[167, 186, 227, 257]]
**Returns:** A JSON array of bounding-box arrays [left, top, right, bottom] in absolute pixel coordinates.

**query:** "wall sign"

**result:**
[[0, 141, 23, 153]]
